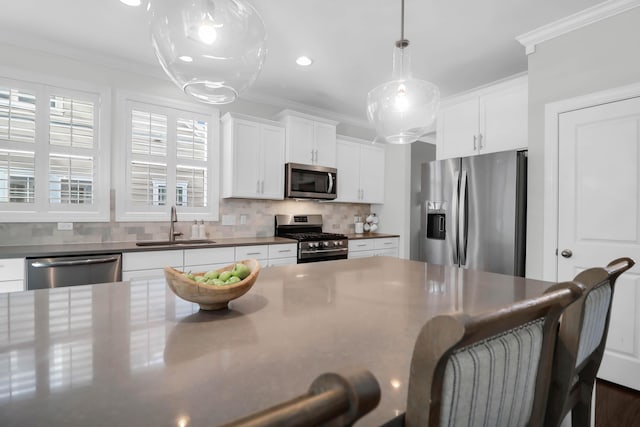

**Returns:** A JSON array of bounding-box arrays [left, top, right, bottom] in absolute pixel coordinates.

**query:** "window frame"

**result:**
[[0, 73, 110, 222], [114, 91, 220, 222]]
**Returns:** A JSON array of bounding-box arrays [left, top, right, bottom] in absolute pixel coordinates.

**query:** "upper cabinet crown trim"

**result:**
[[441, 73, 527, 107], [516, 0, 640, 55], [221, 112, 283, 127], [274, 109, 340, 126]]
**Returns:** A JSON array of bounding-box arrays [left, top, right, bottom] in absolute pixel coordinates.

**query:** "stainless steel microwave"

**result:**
[[285, 163, 337, 200]]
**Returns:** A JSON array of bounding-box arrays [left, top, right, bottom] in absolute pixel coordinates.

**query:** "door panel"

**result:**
[[421, 158, 458, 266], [462, 151, 517, 275], [557, 96, 640, 391], [261, 124, 285, 199]]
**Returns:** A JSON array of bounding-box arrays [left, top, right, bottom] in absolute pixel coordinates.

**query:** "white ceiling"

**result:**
[[0, 0, 604, 126]]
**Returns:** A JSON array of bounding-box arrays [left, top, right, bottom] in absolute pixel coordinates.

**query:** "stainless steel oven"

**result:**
[[285, 163, 337, 200], [275, 214, 348, 263]]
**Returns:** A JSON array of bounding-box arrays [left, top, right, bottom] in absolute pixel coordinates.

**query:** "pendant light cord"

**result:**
[[400, 0, 404, 44], [396, 0, 408, 49]]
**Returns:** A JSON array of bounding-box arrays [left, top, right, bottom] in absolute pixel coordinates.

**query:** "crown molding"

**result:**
[[241, 91, 373, 130], [516, 0, 640, 54]]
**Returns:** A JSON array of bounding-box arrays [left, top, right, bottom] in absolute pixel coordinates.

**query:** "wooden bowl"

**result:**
[[164, 259, 261, 310]]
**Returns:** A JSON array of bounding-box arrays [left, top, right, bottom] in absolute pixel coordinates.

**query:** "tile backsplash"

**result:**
[[0, 196, 372, 246]]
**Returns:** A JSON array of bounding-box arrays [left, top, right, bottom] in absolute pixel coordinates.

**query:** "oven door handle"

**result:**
[[300, 248, 347, 255], [327, 172, 334, 194], [30, 256, 120, 268]]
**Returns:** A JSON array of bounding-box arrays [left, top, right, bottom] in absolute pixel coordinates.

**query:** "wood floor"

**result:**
[[595, 379, 640, 426]]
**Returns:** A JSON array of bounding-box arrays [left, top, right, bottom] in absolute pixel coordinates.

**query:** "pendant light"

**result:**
[[367, 0, 439, 144], [148, 0, 267, 105]]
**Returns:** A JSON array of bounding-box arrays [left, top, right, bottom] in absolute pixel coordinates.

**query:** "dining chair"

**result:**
[[381, 281, 583, 427], [544, 257, 635, 427], [217, 369, 381, 427]]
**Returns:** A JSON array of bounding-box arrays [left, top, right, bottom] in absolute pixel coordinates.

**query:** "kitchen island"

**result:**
[[0, 257, 554, 426]]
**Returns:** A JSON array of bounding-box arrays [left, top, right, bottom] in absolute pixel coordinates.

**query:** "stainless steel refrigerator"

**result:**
[[419, 150, 527, 276]]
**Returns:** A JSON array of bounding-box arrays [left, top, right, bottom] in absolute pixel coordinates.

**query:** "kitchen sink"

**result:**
[[135, 239, 216, 247]]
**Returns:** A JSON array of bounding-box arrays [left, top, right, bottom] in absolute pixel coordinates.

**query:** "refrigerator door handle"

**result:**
[[451, 170, 460, 265], [458, 170, 469, 266]]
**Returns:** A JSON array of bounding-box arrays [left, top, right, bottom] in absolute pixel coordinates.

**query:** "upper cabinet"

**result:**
[[221, 113, 285, 200], [335, 136, 385, 204], [275, 110, 338, 168], [436, 74, 528, 160]]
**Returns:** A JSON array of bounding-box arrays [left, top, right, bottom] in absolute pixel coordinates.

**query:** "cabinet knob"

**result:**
[[473, 135, 477, 150], [560, 249, 573, 258]]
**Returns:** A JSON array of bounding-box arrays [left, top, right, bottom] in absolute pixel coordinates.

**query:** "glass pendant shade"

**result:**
[[148, 0, 267, 104], [367, 44, 440, 144]]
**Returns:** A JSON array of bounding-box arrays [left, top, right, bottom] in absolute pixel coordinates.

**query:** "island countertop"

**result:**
[[0, 257, 553, 426]]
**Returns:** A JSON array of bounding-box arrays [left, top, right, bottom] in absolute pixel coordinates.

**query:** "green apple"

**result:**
[[219, 270, 233, 282], [225, 276, 241, 285], [231, 263, 251, 280], [194, 275, 207, 283], [184, 272, 196, 281], [204, 270, 219, 280], [212, 278, 225, 286]]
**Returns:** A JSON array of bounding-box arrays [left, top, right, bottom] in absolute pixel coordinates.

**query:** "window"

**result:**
[[0, 76, 110, 222], [115, 92, 219, 221]]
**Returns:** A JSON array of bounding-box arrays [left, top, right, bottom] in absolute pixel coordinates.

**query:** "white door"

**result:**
[[557, 96, 640, 391], [335, 141, 360, 202], [313, 121, 337, 167], [359, 144, 385, 203]]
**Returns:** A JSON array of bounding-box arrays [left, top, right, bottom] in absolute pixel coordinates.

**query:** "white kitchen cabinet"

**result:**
[[267, 243, 297, 267], [235, 245, 269, 268], [335, 136, 385, 203], [275, 110, 338, 168], [348, 237, 399, 259], [436, 74, 527, 160], [184, 247, 235, 272], [221, 113, 285, 200], [122, 250, 183, 281], [0, 257, 25, 293]]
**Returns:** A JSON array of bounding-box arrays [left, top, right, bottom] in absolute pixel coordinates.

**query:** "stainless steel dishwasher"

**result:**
[[26, 253, 122, 290]]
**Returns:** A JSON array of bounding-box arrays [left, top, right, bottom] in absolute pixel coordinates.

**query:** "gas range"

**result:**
[[275, 215, 348, 263]]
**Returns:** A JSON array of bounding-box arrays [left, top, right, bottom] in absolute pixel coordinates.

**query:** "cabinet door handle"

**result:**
[[256, 180, 260, 193], [245, 252, 262, 256], [278, 249, 292, 253], [311, 150, 314, 163], [473, 135, 477, 150], [478, 133, 484, 149], [261, 180, 264, 194]]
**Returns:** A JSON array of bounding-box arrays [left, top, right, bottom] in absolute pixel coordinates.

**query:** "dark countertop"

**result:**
[[0, 257, 553, 426], [345, 232, 400, 240], [0, 236, 297, 258]]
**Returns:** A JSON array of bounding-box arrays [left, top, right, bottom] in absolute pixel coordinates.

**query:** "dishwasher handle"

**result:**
[[30, 256, 120, 268]]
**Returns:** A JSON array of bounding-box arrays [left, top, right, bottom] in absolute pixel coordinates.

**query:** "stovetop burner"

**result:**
[[281, 232, 348, 242]]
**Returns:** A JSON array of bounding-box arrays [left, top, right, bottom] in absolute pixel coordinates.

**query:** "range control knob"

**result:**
[[323, 241, 330, 247]]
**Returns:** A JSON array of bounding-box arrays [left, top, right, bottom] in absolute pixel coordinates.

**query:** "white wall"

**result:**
[[373, 144, 412, 258], [526, 7, 640, 279]]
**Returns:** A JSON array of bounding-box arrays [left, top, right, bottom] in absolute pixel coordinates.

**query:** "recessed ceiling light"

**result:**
[[179, 56, 193, 63], [120, 0, 141, 6], [296, 56, 313, 67]]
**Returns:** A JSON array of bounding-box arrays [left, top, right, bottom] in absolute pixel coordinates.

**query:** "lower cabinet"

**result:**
[[122, 243, 298, 280], [0, 258, 25, 293], [122, 250, 183, 281], [185, 247, 235, 272], [267, 243, 297, 267], [348, 237, 399, 259]]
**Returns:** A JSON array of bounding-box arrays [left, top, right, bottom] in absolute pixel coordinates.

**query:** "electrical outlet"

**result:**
[[222, 214, 236, 226], [239, 214, 248, 225], [57, 222, 73, 231]]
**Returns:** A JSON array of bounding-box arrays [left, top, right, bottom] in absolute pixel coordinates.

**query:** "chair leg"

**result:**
[[571, 398, 592, 427]]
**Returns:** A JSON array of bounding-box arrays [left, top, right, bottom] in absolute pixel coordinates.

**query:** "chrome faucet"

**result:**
[[169, 206, 183, 242]]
